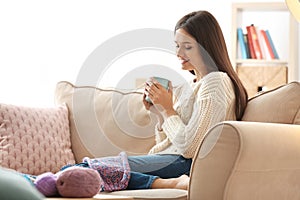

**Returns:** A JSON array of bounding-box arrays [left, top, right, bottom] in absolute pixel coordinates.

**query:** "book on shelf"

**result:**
[[237, 26, 279, 60], [257, 29, 267, 59], [237, 28, 248, 59], [246, 24, 263, 59], [243, 34, 250, 59], [265, 30, 279, 59], [260, 29, 276, 59], [245, 26, 256, 59]]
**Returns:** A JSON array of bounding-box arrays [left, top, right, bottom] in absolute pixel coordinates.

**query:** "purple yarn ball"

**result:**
[[34, 172, 58, 197], [56, 167, 101, 198]]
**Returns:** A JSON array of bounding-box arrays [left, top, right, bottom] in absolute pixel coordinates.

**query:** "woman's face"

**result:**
[[174, 28, 204, 76]]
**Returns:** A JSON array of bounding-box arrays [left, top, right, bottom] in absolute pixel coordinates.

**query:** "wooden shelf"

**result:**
[[236, 59, 288, 66], [231, 2, 299, 82]]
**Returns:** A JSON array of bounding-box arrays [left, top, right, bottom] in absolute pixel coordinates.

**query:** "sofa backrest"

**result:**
[[242, 81, 300, 124], [55, 81, 300, 163], [55, 81, 156, 163]]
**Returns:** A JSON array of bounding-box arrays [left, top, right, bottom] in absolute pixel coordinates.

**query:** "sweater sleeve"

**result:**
[[154, 124, 167, 143], [162, 73, 234, 158]]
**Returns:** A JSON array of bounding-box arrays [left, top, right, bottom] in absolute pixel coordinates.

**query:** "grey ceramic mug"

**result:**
[[145, 77, 170, 103]]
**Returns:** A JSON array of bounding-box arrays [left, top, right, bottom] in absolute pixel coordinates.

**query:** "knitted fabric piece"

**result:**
[[83, 152, 130, 192]]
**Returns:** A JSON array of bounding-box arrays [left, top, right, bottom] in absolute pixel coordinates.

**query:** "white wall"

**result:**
[[0, 0, 296, 107]]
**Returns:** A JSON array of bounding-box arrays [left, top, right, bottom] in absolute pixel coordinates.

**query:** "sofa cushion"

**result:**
[[0, 103, 75, 175], [54, 81, 157, 162], [0, 167, 44, 200], [45, 189, 188, 200], [242, 81, 300, 124]]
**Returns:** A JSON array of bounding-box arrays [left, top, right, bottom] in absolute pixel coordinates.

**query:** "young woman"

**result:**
[[127, 10, 248, 190], [24, 10, 248, 194]]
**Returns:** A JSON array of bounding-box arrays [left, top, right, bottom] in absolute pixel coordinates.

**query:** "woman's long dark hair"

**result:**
[[175, 11, 248, 120]]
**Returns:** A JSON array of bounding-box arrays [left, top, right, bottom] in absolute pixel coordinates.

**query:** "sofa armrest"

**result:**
[[188, 121, 300, 200]]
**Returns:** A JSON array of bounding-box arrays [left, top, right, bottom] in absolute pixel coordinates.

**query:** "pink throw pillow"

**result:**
[[0, 103, 75, 175]]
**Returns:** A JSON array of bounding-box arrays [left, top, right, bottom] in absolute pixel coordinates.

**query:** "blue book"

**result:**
[[265, 30, 279, 59], [237, 28, 247, 59]]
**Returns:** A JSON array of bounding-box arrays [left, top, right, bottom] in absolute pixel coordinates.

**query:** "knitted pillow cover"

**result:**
[[0, 103, 75, 175]]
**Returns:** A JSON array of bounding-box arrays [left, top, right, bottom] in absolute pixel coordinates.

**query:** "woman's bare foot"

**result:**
[[174, 175, 190, 190], [151, 174, 190, 190]]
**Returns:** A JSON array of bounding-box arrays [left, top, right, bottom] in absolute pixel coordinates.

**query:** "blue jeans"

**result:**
[[60, 154, 192, 190], [126, 154, 192, 190]]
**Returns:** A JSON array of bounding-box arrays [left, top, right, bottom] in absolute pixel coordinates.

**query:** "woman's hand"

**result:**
[[144, 78, 177, 118]]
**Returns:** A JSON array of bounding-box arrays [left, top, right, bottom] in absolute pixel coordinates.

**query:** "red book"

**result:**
[[246, 26, 256, 59], [260, 30, 275, 59], [246, 24, 263, 59]]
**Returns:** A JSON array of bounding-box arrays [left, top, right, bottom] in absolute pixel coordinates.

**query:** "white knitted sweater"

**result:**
[[148, 71, 236, 159]]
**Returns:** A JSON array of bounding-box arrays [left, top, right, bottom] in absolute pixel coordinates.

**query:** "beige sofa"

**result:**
[[45, 81, 300, 200]]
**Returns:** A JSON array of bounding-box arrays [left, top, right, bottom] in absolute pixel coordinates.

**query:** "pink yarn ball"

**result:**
[[56, 167, 101, 198], [34, 172, 58, 197]]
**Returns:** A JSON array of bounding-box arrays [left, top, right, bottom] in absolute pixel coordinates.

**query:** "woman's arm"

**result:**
[[162, 73, 235, 158]]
